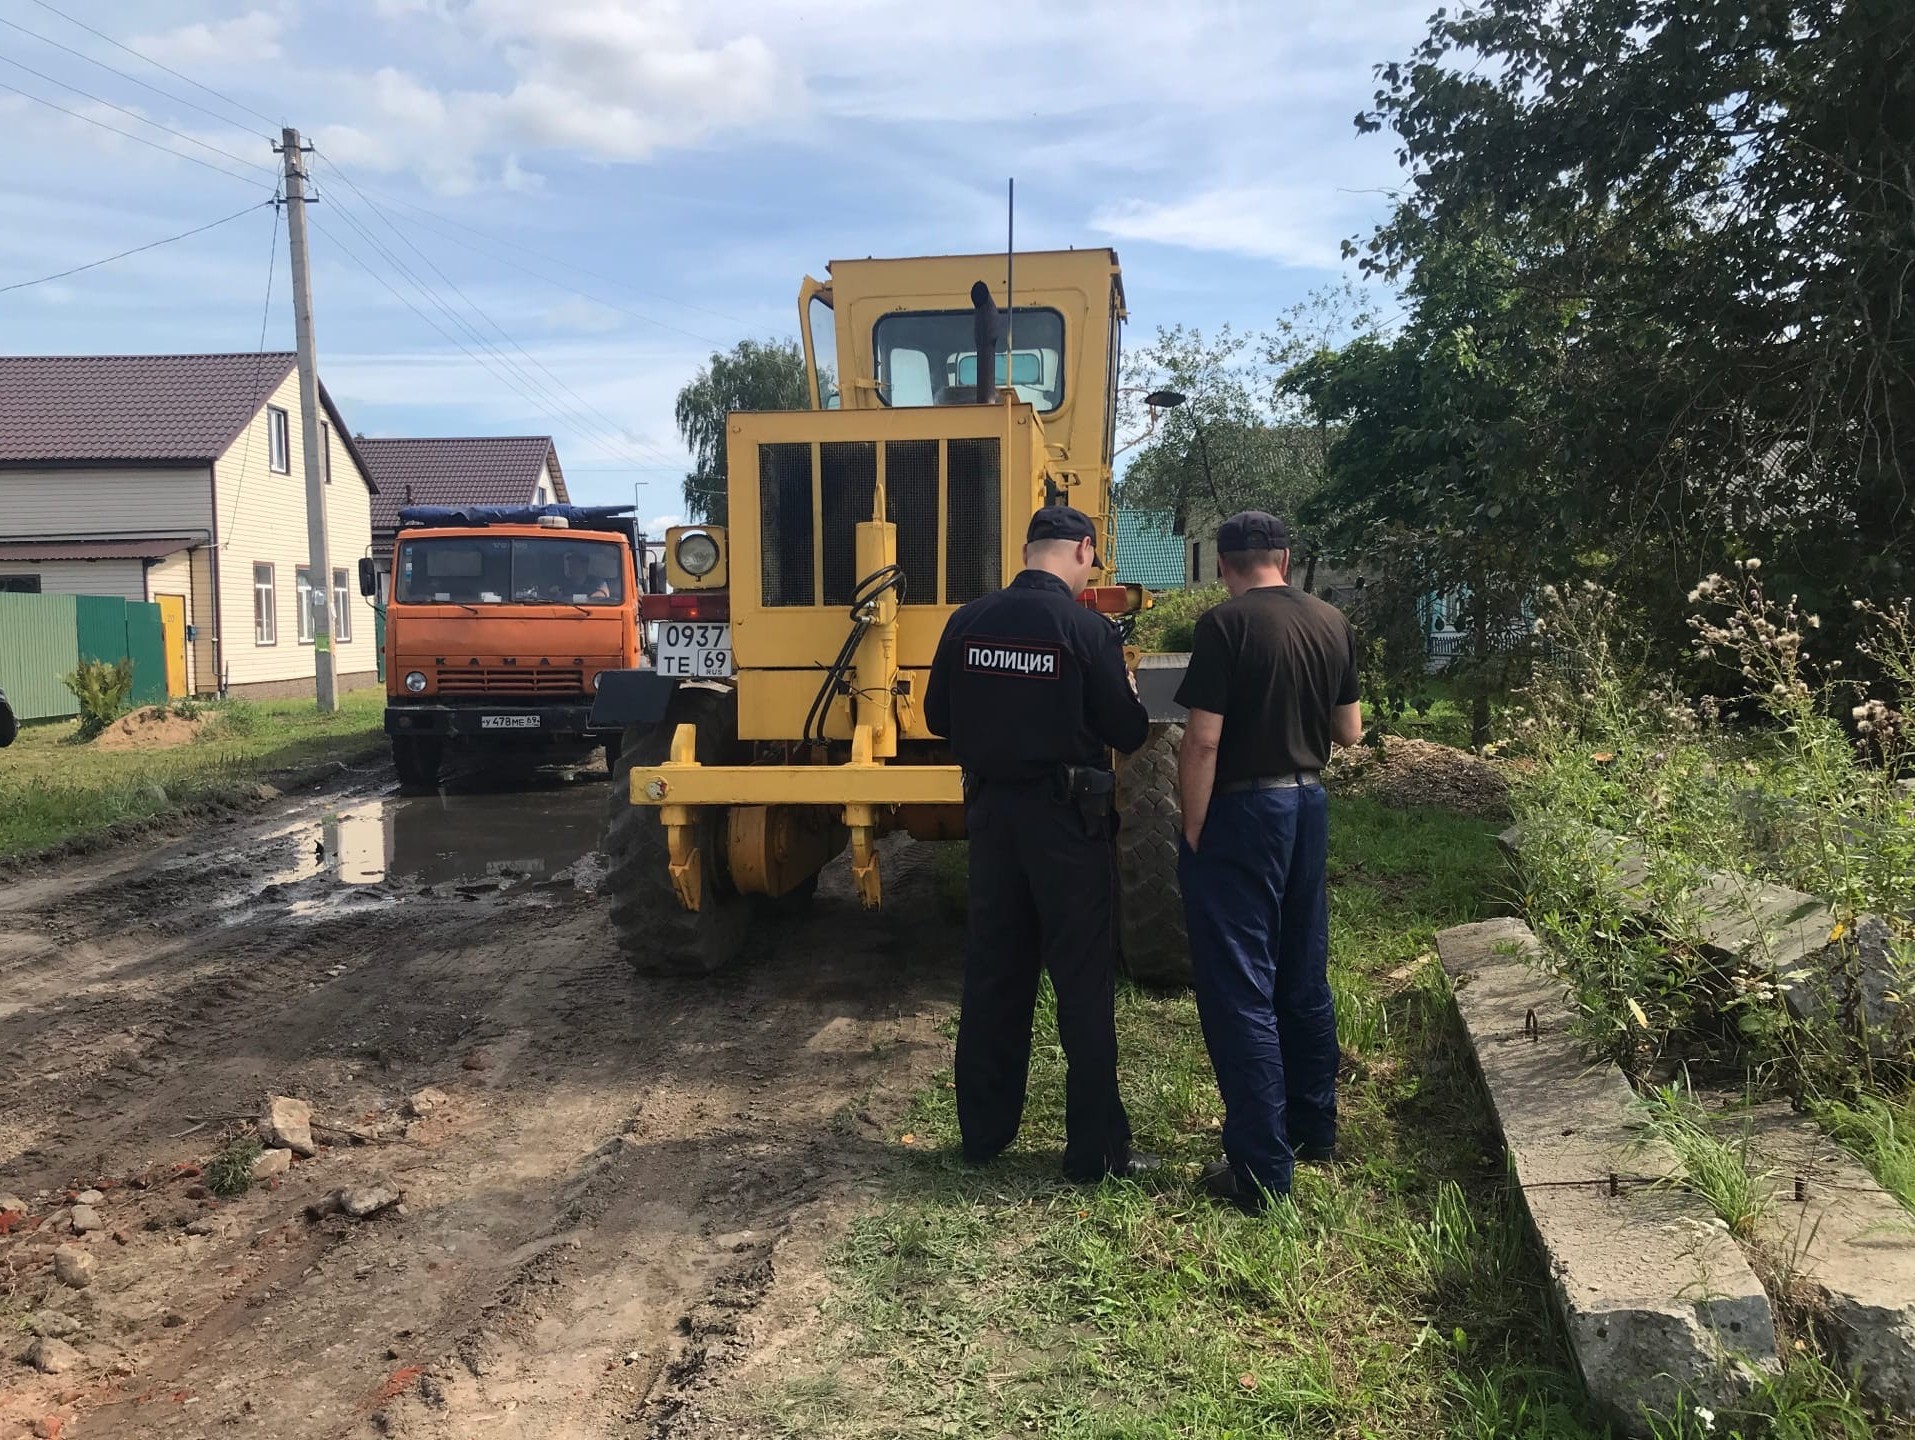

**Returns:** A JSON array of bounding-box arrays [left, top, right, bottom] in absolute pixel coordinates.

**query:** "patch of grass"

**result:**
[[1637, 1084, 1772, 1240], [1817, 1092, 1915, 1213], [206, 1135, 264, 1197], [739, 798, 1618, 1439], [0, 689, 385, 860]]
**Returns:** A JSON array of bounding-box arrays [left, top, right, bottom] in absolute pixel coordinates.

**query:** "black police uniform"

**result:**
[[924, 513, 1151, 1181]]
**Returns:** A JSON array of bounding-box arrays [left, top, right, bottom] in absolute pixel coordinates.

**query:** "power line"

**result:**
[[316, 169, 753, 334], [0, 14, 270, 142], [24, 0, 277, 130], [0, 200, 270, 295], [315, 193, 671, 472], [224, 195, 285, 544], [313, 153, 685, 469], [0, 48, 275, 175], [310, 213, 670, 474], [0, 78, 273, 189]]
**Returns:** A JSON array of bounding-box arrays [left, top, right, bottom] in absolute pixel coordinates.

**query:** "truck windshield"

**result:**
[[873, 306, 1065, 411], [395, 537, 625, 606]]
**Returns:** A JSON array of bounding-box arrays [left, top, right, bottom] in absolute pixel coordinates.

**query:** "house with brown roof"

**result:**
[[357, 435, 568, 596], [0, 353, 379, 697]]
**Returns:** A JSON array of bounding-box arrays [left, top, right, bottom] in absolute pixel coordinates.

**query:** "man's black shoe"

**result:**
[[1119, 1149, 1162, 1177], [1199, 1159, 1287, 1214], [1294, 1139, 1340, 1165]]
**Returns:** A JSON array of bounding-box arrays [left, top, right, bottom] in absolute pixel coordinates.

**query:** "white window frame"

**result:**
[[295, 565, 315, 644], [319, 418, 332, 484], [267, 405, 290, 474], [331, 567, 351, 642], [253, 563, 277, 645]]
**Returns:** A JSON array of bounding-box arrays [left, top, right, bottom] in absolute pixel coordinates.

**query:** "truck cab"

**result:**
[[374, 504, 650, 792]]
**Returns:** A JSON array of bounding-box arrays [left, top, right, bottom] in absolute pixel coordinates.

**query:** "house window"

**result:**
[[253, 563, 276, 644], [331, 567, 351, 642], [320, 419, 332, 484], [0, 574, 41, 594], [295, 566, 315, 643], [268, 406, 290, 474], [1191, 541, 1201, 581]]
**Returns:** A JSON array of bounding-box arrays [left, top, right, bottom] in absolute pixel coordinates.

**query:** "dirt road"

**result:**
[[0, 767, 960, 1438]]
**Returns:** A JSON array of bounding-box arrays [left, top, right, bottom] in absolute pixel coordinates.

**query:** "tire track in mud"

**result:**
[[1, 783, 963, 1440]]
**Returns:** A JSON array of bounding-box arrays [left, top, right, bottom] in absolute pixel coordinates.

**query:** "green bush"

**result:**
[[1131, 583, 1224, 652], [62, 658, 134, 741]]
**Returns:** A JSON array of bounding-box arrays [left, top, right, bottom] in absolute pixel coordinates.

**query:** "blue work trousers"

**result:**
[[1178, 784, 1337, 1197]]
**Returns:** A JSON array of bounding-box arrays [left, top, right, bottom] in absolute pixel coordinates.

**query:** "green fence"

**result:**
[[0, 592, 166, 721]]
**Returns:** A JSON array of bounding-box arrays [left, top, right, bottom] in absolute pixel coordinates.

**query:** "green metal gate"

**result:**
[[1, 592, 167, 720]]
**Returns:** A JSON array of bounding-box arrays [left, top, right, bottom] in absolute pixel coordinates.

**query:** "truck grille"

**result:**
[[435, 667, 585, 695], [758, 437, 1000, 608]]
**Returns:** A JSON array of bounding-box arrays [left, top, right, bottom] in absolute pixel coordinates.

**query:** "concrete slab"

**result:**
[[1437, 918, 1780, 1432], [1740, 1105, 1915, 1415]]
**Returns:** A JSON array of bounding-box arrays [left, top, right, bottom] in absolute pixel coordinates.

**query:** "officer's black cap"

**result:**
[[1215, 510, 1291, 554], [1027, 505, 1100, 564]]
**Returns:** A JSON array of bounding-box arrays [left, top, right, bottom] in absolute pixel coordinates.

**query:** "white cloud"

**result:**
[[1093, 186, 1352, 269], [314, 0, 801, 191], [128, 10, 283, 66], [646, 512, 682, 532]]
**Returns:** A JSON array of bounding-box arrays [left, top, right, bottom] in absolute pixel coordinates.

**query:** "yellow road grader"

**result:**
[[591, 248, 1191, 983]]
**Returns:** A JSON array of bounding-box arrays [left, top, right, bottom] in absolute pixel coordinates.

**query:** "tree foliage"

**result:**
[[673, 338, 815, 524], [1290, 0, 1915, 718]]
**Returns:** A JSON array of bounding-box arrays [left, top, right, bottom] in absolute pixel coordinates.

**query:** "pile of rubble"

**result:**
[[1327, 735, 1511, 819]]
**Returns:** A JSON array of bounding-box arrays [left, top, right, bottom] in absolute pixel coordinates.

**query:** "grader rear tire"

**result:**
[[1114, 721, 1191, 988], [605, 687, 753, 977]]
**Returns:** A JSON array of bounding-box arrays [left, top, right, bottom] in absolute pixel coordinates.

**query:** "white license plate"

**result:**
[[480, 714, 541, 730], [656, 622, 733, 678]]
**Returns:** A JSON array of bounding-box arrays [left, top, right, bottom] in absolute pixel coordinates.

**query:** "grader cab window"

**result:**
[[396, 538, 624, 606], [873, 307, 1065, 411]]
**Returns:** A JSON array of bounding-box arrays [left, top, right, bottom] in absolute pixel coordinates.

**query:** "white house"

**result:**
[[0, 352, 380, 697]]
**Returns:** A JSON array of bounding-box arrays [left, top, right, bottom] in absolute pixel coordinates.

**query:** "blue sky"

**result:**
[[0, 0, 1431, 526]]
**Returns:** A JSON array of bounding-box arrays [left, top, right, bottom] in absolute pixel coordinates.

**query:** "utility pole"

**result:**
[[278, 125, 336, 712]]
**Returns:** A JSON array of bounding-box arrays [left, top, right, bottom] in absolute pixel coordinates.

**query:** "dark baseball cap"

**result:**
[[1215, 510, 1291, 553], [1027, 505, 1100, 563]]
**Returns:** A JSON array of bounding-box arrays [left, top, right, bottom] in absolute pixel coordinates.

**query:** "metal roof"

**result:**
[[1112, 509, 1187, 590], [360, 436, 568, 539], [0, 536, 199, 562], [0, 353, 373, 487]]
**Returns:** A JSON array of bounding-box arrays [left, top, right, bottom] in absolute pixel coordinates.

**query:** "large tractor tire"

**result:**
[[1114, 721, 1191, 988], [605, 686, 753, 977], [392, 736, 443, 796]]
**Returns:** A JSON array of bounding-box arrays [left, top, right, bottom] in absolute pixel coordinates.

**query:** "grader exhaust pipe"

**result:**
[[970, 280, 999, 405]]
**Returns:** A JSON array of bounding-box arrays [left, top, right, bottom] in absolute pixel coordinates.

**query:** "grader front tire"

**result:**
[[604, 688, 753, 977], [1114, 721, 1192, 988]]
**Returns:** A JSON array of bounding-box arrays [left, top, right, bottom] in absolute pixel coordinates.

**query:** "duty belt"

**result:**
[[1215, 771, 1322, 795]]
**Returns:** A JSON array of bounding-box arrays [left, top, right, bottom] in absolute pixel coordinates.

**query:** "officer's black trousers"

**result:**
[[956, 779, 1132, 1180]]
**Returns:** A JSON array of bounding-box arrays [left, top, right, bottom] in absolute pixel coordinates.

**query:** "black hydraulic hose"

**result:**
[[803, 565, 909, 747]]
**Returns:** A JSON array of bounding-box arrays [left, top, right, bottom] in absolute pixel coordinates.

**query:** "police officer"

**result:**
[[1175, 511, 1362, 1211], [925, 505, 1155, 1182]]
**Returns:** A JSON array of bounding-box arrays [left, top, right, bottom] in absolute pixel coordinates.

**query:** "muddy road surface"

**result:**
[[0, 767, 960, 1437]]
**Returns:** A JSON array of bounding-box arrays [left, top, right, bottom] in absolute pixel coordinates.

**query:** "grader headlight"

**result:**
[[664, 525, 728, 589]]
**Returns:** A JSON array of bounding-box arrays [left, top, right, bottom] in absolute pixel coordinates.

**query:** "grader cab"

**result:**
[[592, 249, 1192, 982]]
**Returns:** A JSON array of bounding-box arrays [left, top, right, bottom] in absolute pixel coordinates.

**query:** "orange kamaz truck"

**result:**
[[364, 503, 657, 792]]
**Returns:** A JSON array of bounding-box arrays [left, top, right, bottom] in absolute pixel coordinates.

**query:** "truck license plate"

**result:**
[[657, 622, 733, 678], [480, 714, 541, 730]]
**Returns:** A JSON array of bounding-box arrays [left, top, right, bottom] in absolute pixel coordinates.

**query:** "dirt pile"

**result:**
[[93, 706, 207, 751], [1328, 736, 1511, 819]]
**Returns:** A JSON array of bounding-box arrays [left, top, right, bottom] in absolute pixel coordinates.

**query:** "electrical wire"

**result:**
[[0, 78, 273, 189], [0, 48, 276, 174], [24, 0, 277, 130], [313, 153, 686, 471], [223, 193, 284, 542], [0, 199, 269, 295], [310, 212, 667, 476], [314, 196, 671, 475], [0, 15, 272, 142]]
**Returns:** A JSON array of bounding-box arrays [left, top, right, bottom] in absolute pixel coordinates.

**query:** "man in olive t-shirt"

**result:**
[[1175, 511, 1362, 1210]]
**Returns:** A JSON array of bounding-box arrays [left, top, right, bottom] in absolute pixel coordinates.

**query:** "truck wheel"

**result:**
[[392, 736, 443, 795], [601, 731, 622, 774], [1114, 721, 1191, 988], [604, 687, 752, 977]]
